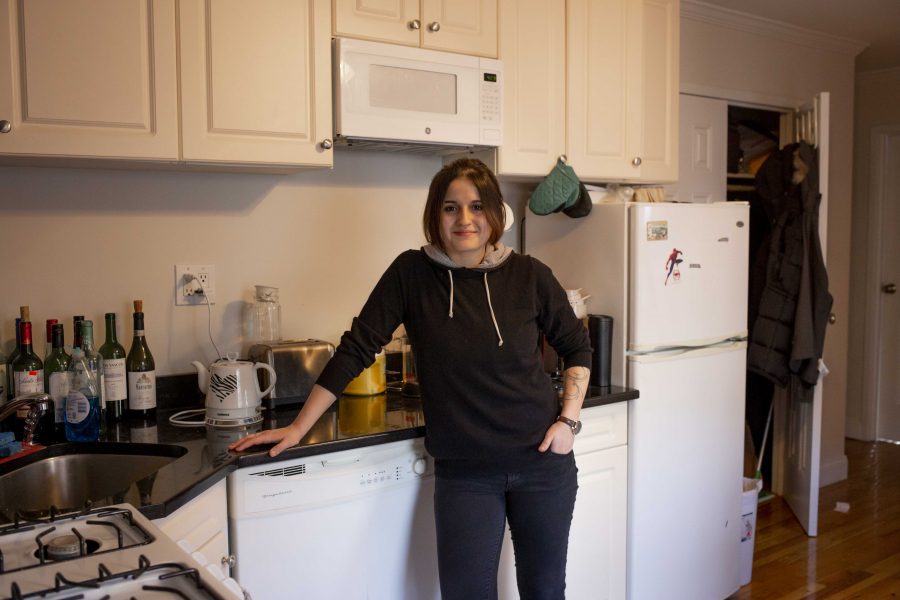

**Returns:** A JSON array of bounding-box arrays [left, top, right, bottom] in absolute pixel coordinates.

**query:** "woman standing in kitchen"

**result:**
[[231, 158, 592, 600]]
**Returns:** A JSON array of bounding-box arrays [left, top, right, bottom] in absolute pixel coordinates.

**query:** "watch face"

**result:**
[[574, 421, 582, 435]]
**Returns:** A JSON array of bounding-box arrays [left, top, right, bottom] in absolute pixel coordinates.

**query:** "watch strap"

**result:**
[[556, 415, 581, 435]]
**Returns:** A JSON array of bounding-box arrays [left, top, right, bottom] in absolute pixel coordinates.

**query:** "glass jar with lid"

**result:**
[[244, 285, 282, 343]]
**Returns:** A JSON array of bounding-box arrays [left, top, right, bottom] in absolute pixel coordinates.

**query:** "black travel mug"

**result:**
[[588, 315, 613, 388]]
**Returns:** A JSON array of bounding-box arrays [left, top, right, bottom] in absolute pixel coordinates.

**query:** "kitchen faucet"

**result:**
[[0, 393, 51, 446]]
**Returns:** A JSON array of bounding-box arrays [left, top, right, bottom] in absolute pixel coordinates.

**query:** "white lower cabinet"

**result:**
[[499, 402, 628, 599], [153, 479, 231, 580]]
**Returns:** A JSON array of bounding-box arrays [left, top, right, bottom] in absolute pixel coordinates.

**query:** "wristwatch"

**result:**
[[556, 415, 582, 435]]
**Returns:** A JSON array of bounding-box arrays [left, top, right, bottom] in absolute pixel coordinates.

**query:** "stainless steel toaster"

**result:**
[[248, 339, 335, 409]]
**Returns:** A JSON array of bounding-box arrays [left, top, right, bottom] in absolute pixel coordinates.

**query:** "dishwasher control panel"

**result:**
[[231, 439, 434, 515]]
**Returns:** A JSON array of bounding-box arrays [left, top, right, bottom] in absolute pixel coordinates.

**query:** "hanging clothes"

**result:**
[[746, 141, 832, 399]]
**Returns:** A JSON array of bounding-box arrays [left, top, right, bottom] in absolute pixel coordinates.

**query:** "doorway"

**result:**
[[863, 126, 900, 442]]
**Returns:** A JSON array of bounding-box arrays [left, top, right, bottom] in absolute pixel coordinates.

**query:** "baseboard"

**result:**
[[819, 454, 849, 487]]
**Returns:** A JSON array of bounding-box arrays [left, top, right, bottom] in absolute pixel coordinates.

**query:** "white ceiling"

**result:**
[[696, 0, 900, 71]]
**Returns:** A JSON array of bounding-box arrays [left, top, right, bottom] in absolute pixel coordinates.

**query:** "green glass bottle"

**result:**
[[126, 300, 156, 418], [5, 317, 21, 401], [44, 323, 71, 440], [44, 318, 58, 360], [99, 313, 127, 422], [11, 306, 44, 397]]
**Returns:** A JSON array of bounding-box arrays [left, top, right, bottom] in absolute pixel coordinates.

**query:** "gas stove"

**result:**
[[0, 504, 244, 599]]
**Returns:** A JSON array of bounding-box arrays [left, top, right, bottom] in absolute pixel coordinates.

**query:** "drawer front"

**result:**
[[574, 401, 628, 455]]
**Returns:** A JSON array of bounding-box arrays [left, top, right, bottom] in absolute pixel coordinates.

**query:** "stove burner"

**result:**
[[40, 533, 100, 561]]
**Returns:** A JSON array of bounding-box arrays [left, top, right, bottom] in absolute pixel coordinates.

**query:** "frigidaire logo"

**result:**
[[263, 490, 293, 499]]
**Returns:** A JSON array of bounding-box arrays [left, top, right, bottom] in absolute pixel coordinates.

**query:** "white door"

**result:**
[[772, 92, 829, 537], [629, 202, 749, 349], [665, 94, 727, 203], [872, 128, 900, 441], [627, 345, 745, 600]]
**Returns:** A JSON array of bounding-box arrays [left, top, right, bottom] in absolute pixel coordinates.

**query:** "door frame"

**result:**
[[860, 125, 900, 440]]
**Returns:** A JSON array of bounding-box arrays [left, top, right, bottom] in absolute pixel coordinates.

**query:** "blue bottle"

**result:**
[[65, 348, 101, 442]]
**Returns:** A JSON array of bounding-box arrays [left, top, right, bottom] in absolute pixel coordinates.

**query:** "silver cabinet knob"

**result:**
[[320, 138, 333, 150], [427, 21, 440, 32], [828, 312, 837, 325], [0, 120, 10, 133], [883, 283, 897, 295], [408, 19, 421, 30], [222, 555, 237, 568], [632, 157, 642, 167]]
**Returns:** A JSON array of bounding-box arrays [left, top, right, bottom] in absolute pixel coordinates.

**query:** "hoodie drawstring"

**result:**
[[483, 272, 504, 347], [447, 270, 454, 318]]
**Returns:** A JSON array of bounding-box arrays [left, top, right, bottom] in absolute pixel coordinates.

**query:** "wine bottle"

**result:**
[[127, 300, 156, 417], [44, 318, 58, 360], [72, 316, 85, 351], [44, 323, 71, 440], [6, 318, 21, 401], [11, 306, 44, 397], [65, 347, 101, 442], [99, 313, 127, 422]]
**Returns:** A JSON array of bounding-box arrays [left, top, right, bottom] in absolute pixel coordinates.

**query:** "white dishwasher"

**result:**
[[228, 437, 440, 600]]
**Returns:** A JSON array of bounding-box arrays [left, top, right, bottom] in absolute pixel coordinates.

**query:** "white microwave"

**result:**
[[333, 38, 503, 149]]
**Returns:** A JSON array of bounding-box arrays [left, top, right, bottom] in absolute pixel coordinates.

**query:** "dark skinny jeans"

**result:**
[[433, 451, 578, 600]]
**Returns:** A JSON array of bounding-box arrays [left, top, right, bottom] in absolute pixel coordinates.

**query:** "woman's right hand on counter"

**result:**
[[229, 424, 304, 457], [228, 384, 339, 458]]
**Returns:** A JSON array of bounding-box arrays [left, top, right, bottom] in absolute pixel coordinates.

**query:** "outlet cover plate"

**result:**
[[175, 264, 216, 306]]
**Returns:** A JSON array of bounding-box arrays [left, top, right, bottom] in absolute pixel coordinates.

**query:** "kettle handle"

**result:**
[[254, 362, 277, 398]]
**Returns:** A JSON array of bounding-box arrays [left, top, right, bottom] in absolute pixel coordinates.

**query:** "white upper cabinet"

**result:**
[[333, 0, 498, 58], [499, 0, 678, 183], [0, 0, 332, 171], [179, 0, 333, 168], [0, 0, 179, 160]]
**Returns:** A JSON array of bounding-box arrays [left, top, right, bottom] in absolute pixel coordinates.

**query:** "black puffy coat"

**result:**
[[747, 141, 832, 395]]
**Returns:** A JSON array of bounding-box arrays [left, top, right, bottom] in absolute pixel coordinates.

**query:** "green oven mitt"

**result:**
[[528, 158, 581, 215]]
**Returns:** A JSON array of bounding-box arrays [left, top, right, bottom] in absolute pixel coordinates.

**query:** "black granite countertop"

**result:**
[[0, 386, 637, 522]]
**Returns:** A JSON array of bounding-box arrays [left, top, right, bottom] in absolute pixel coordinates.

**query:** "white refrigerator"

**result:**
[[525, 201, 748, 600]]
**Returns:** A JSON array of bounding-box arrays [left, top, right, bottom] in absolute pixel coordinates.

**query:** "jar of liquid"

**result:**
[[245, 285, 282, 343]]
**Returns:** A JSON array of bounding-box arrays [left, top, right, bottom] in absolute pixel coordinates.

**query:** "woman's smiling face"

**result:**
[[439, 177, 493, 268]]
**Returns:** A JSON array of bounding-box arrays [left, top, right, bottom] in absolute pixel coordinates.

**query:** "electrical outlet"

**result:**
[[175, 264, 216, 306]]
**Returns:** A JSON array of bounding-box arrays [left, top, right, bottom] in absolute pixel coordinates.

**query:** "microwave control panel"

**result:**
[[479, 59, 503, 144]]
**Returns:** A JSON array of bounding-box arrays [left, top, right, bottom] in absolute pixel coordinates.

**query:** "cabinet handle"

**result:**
[[427, 21, 440, 32], [0, 120, 10, 134], [828, 312, 837, 324], [631, 157, 642, 167], [222, 555, 237, 568], [883, 283, 897, 294], [321, 138, 333, 150], [408, 19, 421, 30]]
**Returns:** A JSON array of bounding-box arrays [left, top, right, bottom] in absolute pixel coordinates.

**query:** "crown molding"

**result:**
[[856, 66, 900, 83], [681, 0, 868, 57]]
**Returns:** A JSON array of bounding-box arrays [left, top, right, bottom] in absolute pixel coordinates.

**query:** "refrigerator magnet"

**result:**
[[646, 220, 668, 241]]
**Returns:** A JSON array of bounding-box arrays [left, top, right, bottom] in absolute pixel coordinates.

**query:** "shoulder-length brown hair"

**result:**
[[423, 158, 505, 252]]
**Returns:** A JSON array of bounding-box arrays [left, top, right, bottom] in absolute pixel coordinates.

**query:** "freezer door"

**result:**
[[627, 344, 745, 600], [629, 203, 749, 350]]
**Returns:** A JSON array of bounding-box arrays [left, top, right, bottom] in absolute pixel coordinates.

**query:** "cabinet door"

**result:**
[[421, 0, 497, 57], [567, 0, 642, 181], [179, 0, 333, 168], [569, 445, 627, 600], [333, 0, 419, 47], [637, 0, 679, 182], [496, 0, 565, 176], [0, 0, 178, 159]]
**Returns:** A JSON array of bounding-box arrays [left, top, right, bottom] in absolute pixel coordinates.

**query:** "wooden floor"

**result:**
[[733, 438, 900, 599]]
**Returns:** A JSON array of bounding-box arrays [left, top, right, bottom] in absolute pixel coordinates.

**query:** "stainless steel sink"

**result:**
[[0, 443, 187, 517]]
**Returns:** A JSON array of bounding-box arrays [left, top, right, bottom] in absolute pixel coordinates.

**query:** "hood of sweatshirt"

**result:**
[[421, 243, 513, 347]]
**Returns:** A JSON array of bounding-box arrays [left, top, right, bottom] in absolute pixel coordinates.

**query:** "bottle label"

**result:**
[[66, 390, 92, 424], [103, 359, 127, 401], [128, 370, 157, 410], [49, 372, 69, 424], [14, 370, 44, 396]]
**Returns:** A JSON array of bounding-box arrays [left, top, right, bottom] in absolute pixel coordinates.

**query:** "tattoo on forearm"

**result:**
[[563, 367, 590, 403]]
